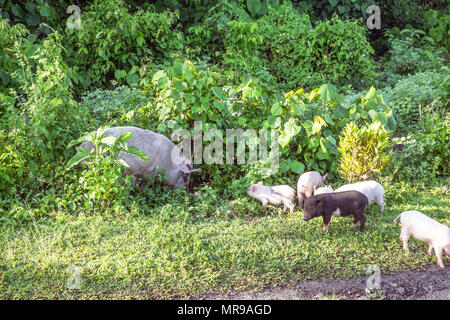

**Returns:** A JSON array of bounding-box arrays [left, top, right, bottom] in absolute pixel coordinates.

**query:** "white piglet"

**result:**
[[297, 171, 327, 206], [394, 210, 450, 269], [313, 185, 334, 195], [334, 180, 385, 212], [247, 182, 296, 214]]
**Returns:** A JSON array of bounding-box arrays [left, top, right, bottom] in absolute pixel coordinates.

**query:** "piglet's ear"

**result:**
[[322, 173, 327, 183], [257, 181, 263, 185]]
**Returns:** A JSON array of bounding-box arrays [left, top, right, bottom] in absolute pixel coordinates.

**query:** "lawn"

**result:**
[[1, 180, 448, 299]]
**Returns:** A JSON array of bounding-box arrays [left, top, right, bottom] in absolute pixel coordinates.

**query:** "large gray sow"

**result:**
[[80, 126, 200, 189]]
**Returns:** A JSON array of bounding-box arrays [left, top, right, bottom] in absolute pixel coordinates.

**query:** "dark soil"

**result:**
[[203, 264, 450, 300]]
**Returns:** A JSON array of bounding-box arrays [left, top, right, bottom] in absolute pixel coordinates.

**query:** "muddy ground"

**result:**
[[204, 264, 450, 300]]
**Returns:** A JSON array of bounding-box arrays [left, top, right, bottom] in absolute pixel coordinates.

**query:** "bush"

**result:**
[[0, 18, 30, 94], [390, 107, 449, 181], [382, 70, 447, 133], [306, 0, 373, 21], [65, 0, 183, 89], [424, 8, 450, 50], [0, 32, 90, 196], [264, 84, 394, 177], [0, 0, 63, 36], [379, 28, 445, 85], [66, 128, 149, 207], [338, 121, 391, 183], [187, 4, 376, 91], [80, 86, 149, 128]]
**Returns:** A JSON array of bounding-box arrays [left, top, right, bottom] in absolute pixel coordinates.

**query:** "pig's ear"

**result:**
[[329, 185, 333, 191], [249, 185, 256, 192], [257, 181, 263, 185], [322, 173, 327, 183]]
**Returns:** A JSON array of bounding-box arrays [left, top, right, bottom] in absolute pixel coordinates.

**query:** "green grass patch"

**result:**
[[1, 182, 449, 299]]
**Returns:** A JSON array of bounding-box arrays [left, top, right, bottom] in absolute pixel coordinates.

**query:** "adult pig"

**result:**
[[297, 171, 327, 206], [301, 190, 369, 232], [247, 182, 296, 214], [394, 210, 450, 269], [335, 180, 385, 213], [80, 126, 200, 189]]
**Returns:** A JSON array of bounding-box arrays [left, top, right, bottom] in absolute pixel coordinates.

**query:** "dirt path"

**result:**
[[204, 264, 450, 300]]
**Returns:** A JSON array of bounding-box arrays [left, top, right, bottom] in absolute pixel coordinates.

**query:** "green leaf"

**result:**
[[157, 76, 170, 89], [247, 0, 261, 16], [125, 146, 149, 161], [174, 81, 188, 92], [11, 4, 24, 18], [152, 70, 166, 82], [284, 118, 301, 137], [171, 89, 181, 101], [101, 136, 116, 147], [25, 13, 41, 26], [115, 69, 127, 80], [66, 135, 92, 149], [363, 86, 376, 101], [126, 72, 139, 86], [303, 120, 314, 137], [318, 84, 337, 103], [317, 149, 330, 160], [290, 160, 305, 174], [368, 110, 378, 121], [38, 5, 52, 17], [67, 150, 91, 169], [329, 0, 338, 8], [212, 87, 225, 100], [271, 102, 282, 116], [117, 132, 133, 145]]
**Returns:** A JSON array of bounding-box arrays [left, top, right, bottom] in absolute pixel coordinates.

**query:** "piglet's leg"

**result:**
[[358, 215, 366, 232], [400, 231, 410, 252], [322, 214, 332, 232], [428, 244, 434, 256], [435, 247, 445, 269], [283, 200, 294, 214]]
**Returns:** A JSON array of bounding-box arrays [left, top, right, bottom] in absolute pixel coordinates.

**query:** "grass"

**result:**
[[0, 181, 449, 299]]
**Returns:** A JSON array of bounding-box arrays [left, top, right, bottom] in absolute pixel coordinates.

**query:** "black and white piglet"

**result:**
[[301, 190, 369, 232]]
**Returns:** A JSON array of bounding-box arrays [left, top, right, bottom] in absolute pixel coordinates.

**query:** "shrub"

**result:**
[[338, 121, 391, 183], [389, 107, 449, 181], [66, 128, 149, 206], [0, 0, 63, 36], [380, 28, 445, 82], [299, 15, 375, 89], [0, 32, 90, 196], [306, 0, 373, 21], [65, 0, 183, 89], [424, 8, 450, 50], [187, 4, 376, 91], [265, 84, 394, 177], [80, 86, 149, 128], [185, 0, 248, 60], [0, 18, 30, 95], [382, 71, 447, 133]]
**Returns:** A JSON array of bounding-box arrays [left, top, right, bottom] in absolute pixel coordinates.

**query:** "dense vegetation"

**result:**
[[0, 0, 449, 299]]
